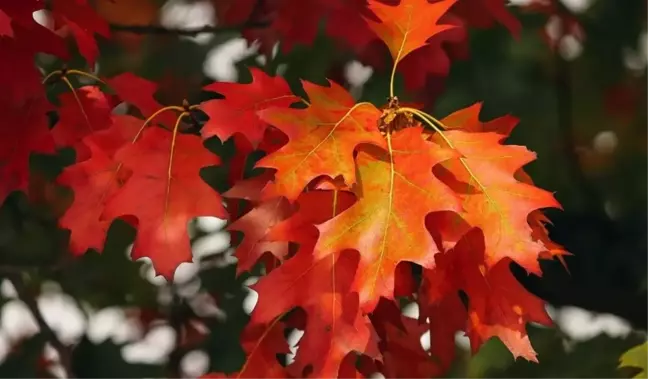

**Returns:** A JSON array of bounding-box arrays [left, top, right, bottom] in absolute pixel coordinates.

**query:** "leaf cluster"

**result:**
[[0, 0, 590, 378]]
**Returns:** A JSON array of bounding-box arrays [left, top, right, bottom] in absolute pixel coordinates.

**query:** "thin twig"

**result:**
[[165, 286, 184, 378], [7, 273, 75, 378], [109, 21, 268, 36]]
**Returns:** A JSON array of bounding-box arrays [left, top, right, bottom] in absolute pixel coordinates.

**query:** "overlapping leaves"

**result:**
[[0, 0, 568, 378]]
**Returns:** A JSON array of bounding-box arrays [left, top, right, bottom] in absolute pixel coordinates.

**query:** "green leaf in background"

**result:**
[[447, 325, 646, 378], [619, 342, 648, 378]]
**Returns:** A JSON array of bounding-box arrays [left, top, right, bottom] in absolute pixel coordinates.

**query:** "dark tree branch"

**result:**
[[109, 0, 269, 37], [7, 273, 75, 378], [109, 21, 268, 36], [165, 287, 187, 378]]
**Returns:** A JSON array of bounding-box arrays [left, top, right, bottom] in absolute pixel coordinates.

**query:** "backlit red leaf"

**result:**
[[51, 0, 110, 66], [0, 99, 55, 204], [102, 127, 226, 279], [52, 85, 115, 158], [228, 196, 293, 274], [57, 115, 142, 254], [424, 228, 552, 361], [201, 68, 298, 147]]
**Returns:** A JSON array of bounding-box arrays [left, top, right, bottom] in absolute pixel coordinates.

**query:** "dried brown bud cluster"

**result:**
[[378, 96, 416, 136]]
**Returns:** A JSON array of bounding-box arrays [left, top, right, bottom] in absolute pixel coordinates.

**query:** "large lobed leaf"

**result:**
[[0, 0, 574, 377]]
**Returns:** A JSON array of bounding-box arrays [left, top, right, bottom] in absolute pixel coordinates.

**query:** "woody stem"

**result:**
[[7, 273, 75, 378]]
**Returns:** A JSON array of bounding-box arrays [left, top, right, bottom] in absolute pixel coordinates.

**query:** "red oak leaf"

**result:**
[[0, 0, 69, 58], [440, 102, 518, 135], [266, 0, 327, 54], [0, 39, 48, 107], [105, 73, 178, 128], [452, 0, 521, 36], [429, 129, 561, 275], [258, 126, 290, 155], [237, 321, 291, 378], [427, 105, 564, 273], [396, 12, 467, 91], [338, 352, 370, 379], [292, 292, 378, 378], [0, 1, 69, 108], [220, 134, 258, 218], [256, 80, 386, 201], [106, 73, 162, 116], [57, 141, 127, 254], [266, 189, 357, 255], [227, 134, 255, 186], [315, 127, 461, 312], [227, 196, 293, 274], [201, 68, 298, 147], [0, 98, 55, 205], [0, 10, 10, 36], [377, 309, 444, 378], [356, 0, 469, 94], [437, 104, 569, 267], [89, 115, 145, 158], [52, 85, 115, 158], [51, 0, 110, 67], [424, 228, 552, 361], [423, 293, 467, 372], [0, 1, 42, 37], [364, 0, 457, 65], [240, 189, 371, 377], [238, 0, 374, 56], [204, 320, 290, 378], [325, 0, 377, 52], [57, 115, 142, 254], [251, 249, 378, 378], [102, 127, 226, 280]]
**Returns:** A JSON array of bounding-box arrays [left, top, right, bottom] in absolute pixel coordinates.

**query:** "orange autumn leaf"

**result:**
[[365, 0, 457, 65], [102, 126, 226, 279], [429, 129, 560, 274], [256, 80, 386, 201], [440, 102, 518, 135], [315, 127, 461, 312], [438, 104, 569, 267]]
